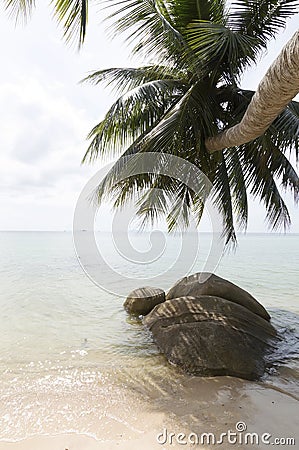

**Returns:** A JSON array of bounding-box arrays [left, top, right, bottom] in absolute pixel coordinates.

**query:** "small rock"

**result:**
[[124, 287, 165, 316]]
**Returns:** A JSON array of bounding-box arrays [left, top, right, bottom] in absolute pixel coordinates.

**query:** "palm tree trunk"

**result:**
[[206, 30, 299, 153]]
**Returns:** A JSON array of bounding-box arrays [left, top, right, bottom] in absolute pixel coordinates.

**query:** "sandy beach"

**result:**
[[0, 376, 297, 450]]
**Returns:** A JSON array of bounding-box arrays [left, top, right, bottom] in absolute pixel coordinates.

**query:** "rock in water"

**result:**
[[166, 272, 270, 321], [124, 287, 165, 316], [143, 296, 277, 380]]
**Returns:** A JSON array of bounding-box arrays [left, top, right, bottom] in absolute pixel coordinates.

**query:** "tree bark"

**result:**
[[206, 30, 299, 153]]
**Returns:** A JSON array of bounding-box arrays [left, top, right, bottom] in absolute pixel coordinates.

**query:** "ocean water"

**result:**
[[0, 231, 298, 440]]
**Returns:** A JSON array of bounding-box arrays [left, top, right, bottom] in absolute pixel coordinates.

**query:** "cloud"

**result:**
[[0, 2, 136, 211], [0, 78, 93, 194]]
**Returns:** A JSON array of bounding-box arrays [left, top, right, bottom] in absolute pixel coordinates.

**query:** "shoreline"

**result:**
[[0, 376, 297, 450]]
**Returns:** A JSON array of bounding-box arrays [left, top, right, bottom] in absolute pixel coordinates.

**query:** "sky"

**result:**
[[0, 2, 298, 233]]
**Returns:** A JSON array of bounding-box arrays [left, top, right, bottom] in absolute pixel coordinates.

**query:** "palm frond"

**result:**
[[91, 143, 159, 206], [167, 0, 226, 29], [3, 0, 35, 23], [140, 81, 220, 157], [212, 151, 237, 245], [104, 0, 195, 69], [133, 176, 194, 231], [186, 21, 260, 82], [272, 100, 299, 160], [102, 170, 204, 234], [82, 79, 186, 162], [241, 139, 292, 230], [135, 185, 169, 228], [3, 0, 89, 45], [228, 0, 299, 48], [52, 0, 88, 47], [253, 133, 299, 201], [82, 65, 188, 94], [224, 149, 248, 228], [165, 182, 192, 231]]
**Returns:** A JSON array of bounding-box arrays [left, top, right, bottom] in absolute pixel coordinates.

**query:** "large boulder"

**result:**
[[166, 272, 270, 321], [124, 287, 165, 316], [143, 296, 277, 380]]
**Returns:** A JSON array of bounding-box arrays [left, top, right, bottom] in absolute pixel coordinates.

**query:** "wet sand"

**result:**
[[0, 376, 297, 450]]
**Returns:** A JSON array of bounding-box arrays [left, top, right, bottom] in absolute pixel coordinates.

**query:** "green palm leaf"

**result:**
[[3, 0, 89, 46], [212, 151, 237, 245], [3, 0, 35, 22], [82, 65, 188, 94], [166, 0, 226, 29], [186, 21, 260, 81], [272, 100, 299, 159], [104, 0, 196, 69], [241, 139, 292, 230], [228, 0, 299, 47], [53, 0, 88, 46], [82, 78, 186, 162], [224, 149, 248, 229]]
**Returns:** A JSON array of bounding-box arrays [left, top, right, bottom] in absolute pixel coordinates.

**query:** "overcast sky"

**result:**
[[0, 3, 298, 232]]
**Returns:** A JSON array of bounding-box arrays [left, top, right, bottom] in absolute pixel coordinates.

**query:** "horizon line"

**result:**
[[0, 230, 298, 235]]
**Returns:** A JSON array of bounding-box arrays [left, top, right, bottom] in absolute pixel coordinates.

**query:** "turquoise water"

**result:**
[[0, 231, 298, 439]]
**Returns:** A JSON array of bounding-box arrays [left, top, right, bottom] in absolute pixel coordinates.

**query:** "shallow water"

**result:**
[[0, 231, 298, 440]]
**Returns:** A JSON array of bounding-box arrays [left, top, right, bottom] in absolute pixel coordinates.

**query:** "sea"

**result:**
[[0, 231, 298, 441]]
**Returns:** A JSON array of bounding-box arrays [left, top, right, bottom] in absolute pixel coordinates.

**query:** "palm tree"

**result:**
[[4, 0, 299, 244], [206, 29, 299, 152], [81, 0, 299, 244]]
